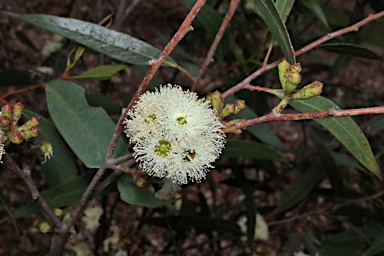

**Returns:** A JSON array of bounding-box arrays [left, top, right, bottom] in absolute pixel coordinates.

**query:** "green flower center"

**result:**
[[144, 114, 156, 123], [177, 116, 188, 125], [155, 140, 171, 157]]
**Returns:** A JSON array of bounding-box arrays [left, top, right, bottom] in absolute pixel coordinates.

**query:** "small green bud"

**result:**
[[285, 71, 302, 93], [39, 221, 51, 233], [9, 130, 24, 144], [0, 116, 11, 127], [292, 81, 323, 100], [290, 63, 302, 73], [54, 208, 64, 217], [39, 140, 53, 162], [12, 102, 24, 127], [1, 104, 12, 119], [221, 103, 236, 118], [208, 91, 224, 112], [234, 100, 245, 115], [135, 177, 148, 188], [278, 60, 291, 90]]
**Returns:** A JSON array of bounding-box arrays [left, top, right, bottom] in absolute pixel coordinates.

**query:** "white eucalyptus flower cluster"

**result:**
[[124, 84, 226, 185]]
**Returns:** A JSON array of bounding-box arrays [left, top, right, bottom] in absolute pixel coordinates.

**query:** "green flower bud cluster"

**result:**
[[206, 91, 245, 119], [33, 208, 70, 233], [0, 102, 40, 145], [278, 60, 323, 100]]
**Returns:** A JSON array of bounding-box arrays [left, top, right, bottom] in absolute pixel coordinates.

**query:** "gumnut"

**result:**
[[292, 81, 323, 100]]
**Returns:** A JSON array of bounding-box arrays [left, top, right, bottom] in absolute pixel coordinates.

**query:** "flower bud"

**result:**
[[39, 221, 51, 233], [54, 208, 64, 217], [278, 60, 291, 90], [9, 130, 24, 144], [292, 81, 323, 100], [208, 91, 224, 112], [0, 116, 11, 127], [290, 63, 302, 73], [39, 140, 53, 162], [12, 102, 24, 127], [285, 71, 302, 94], [1, 104, 12, 119], [221, 103, 236, 118], [234, 100, 245, 115]]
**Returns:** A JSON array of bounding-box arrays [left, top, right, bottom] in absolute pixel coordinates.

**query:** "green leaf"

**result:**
[[274, 90, 381, 180], [23, 110, 78, 187], [7, 13, 177, 67], [363, 228, 384, 256], [223, 140, 286, 162], [117, 174, 165, 208], [275, 161, 324, 214], [319, 43, 383, 60], [76, 64, 127, 80], [0, 172, 95, 224], [86, 93, 122, 115], [302, 0, 330, 30], [290, 96, 381, 180], [253, 0, 295, 64], [226, 96, 287, 151], [310, 130, 343, 195], [275, 0, 296, 23], [183, 0, 229, 60], [45, 79, 128, 168]]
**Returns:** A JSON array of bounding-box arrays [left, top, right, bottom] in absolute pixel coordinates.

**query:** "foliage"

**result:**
[[0, 0, 384, 255]]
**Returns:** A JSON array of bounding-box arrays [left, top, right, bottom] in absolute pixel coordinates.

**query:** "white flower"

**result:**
[[124, 84, 226, 185], [81, 203, 103, 231], [237, 213, 269, 241]]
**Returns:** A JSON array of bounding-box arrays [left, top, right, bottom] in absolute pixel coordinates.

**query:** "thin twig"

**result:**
[[223, 105, 384, 133], [222, 10, 384, 98], [2, 154, 62, 229], [192, 0, 241, 91], [0, 84, 45, 104]]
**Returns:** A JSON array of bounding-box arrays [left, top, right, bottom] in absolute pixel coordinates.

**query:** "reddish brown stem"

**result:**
[[192, 0, 241, 91], [0, 84, 45, 103], [224, 106, 384, 133], [222, 10, 384, 98]]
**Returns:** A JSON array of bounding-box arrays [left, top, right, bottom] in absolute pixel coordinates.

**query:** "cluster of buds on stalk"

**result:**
[[33, 208, 70, 233], [206, 91, 246, 134], [278, 60, 323, 99], [0, 102, 40, 144]]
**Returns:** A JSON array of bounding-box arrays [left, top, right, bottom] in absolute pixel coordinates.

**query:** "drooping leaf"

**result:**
[[302, 0, 330, 30], [117, 174, 165, 208], [319, 43, 382, 60], [274, 90, 381, 180], [23, 110, 77, 187], [76, 64, 127, 80], [45, 79, 128, 168], [223, 140, 286, 162], [226, 96, 287, 151], [275, 0, 296, 23], [253, 0, 295, 64], [275, 160, 324, 214], [7, 13, 177, 66], [183, 0, 229, 60]]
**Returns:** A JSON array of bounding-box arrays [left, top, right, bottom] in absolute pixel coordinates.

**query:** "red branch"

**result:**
[[0, 84, 45, 104], [192, 0, 241, 91], [222, 10, 384, 98], [224, 106, 384, 133]]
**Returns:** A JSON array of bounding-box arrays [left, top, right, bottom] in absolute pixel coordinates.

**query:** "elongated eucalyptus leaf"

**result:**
[[45, 80, 128, 168], [23, 110, 77, 187], [76, 64, 127, 80], [223, 140, 286, 162], [319, 43, 382, 60], [7, 13, 177, 66], [274, 90, 381, 180], [275, 161, 324, 214], [253, 0, 295, 64], [302, 0, 330, 29], [117, 174, 165, 208], [276, 0, 295, 23]]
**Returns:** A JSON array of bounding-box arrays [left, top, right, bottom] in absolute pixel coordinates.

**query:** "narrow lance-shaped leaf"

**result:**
[[275, 0, 296, 23], [6, 13, 177, 66], [319, 43, 383, 60], [76, 64, 127, 80], [253, 0, 295, 64]]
